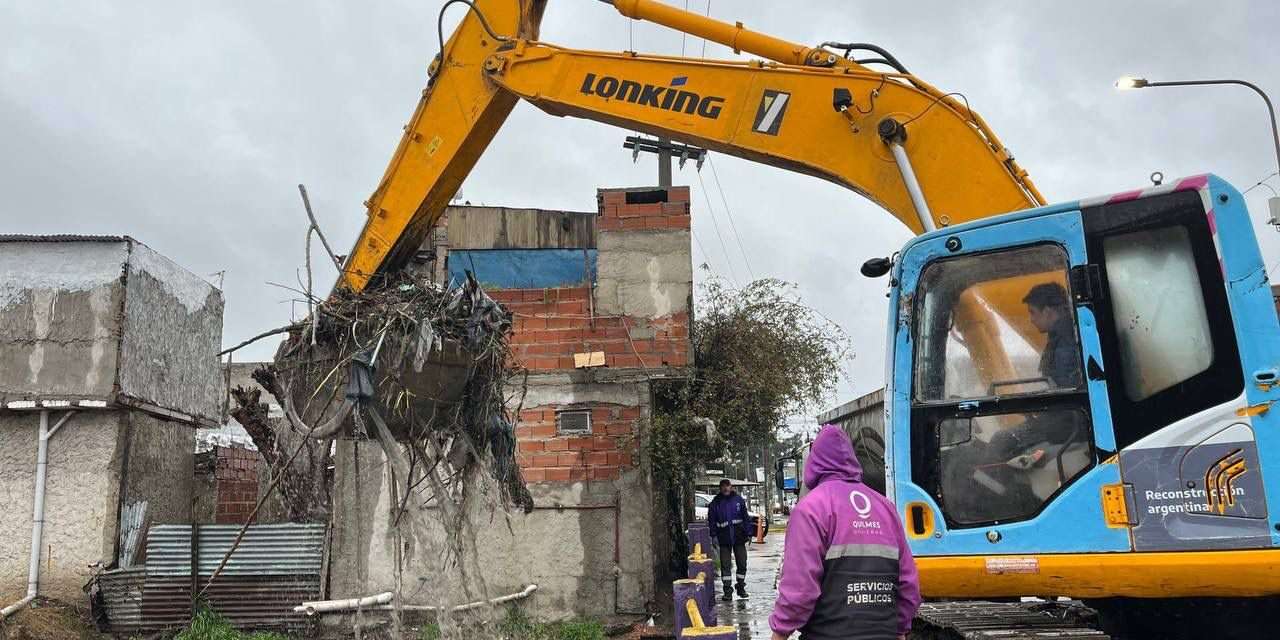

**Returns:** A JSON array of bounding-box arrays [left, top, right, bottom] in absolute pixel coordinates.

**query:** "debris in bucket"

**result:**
[[230, 268, 533, 524]]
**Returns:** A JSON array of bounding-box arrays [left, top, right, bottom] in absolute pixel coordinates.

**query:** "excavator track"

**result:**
[[912, 601, 1110, 640]]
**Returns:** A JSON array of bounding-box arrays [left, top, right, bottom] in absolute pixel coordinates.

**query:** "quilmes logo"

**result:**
[[849, 490, 873, 519], [579, 73, 725, 119]]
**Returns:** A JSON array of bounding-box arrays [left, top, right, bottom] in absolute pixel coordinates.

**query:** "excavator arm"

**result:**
[[342, 0, 1044, 291]]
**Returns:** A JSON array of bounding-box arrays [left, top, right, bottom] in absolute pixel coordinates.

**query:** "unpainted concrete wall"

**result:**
[[120, 411, 195, 531], [0, 411, 122, 601], [117, 242, 224, 422], [330, 442, 656, 620], [0, 409, 196, 602], [595, 230, 692, 319], [0, 241, 128, 401], [0, 238, 223, 423]]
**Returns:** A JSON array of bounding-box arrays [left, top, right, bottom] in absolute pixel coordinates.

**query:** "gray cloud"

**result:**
[[4, 1, 1277, 413]]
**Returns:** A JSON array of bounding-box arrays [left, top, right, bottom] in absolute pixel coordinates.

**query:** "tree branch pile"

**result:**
[[230, 269, 533, 523]]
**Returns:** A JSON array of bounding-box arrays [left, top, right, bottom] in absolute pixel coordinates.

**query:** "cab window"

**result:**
[[914, 243, 1083, 403], [1083, 190, 1243, 450]]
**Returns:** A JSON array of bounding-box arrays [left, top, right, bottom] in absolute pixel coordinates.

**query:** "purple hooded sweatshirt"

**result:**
[[769, 425, 921, 640]]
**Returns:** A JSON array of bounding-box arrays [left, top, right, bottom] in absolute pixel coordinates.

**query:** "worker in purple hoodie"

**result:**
[[769, 425, 921, 640]]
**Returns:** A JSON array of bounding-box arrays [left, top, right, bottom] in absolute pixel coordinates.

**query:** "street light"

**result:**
[[1117, 75, 1280, 226], [1114, 75, 1280, 181]]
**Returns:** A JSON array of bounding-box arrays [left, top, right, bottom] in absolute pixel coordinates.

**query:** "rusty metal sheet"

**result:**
[[96, 523, 326, 633], [95, 568, 145, 633]]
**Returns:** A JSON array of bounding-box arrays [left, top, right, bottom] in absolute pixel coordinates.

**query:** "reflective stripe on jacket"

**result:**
[[706, 491, 750, 546]]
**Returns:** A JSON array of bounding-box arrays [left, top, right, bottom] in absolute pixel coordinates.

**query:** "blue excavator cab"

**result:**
[[886, 175, 1280, 598]]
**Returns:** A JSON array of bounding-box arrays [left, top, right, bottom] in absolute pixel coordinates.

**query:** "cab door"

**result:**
[[1080, 180, 1275, 551], [888, 208, 1131, 556]]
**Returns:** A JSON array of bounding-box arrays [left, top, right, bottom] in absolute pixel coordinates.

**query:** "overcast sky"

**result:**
[[4, 1, 1279, 421]]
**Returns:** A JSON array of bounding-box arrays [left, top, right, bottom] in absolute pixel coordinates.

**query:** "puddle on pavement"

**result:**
[[711, 530, 785, 639]]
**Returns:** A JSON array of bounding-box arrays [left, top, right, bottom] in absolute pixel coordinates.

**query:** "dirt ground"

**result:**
[[0, 598, 107, 640]]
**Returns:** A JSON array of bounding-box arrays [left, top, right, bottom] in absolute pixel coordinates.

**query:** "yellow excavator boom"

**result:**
[[340, 0, 1043, 292]]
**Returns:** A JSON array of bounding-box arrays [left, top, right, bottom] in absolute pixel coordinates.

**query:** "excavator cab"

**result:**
[[887, 174, 1280, 599]]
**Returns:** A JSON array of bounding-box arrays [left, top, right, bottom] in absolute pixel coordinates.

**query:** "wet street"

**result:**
[[713, 525, 786, 639]]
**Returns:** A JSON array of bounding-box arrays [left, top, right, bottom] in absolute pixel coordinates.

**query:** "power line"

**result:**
[[696, 170, 741, 286], [707, 154, 756, 280], [1242, 170, 1279, 195], [680, 0, 690, 56], [700, 0, 710, 57]]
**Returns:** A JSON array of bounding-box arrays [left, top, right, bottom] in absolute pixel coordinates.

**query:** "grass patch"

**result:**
[[421, 607, 604, 640], [497, 608, 604, 640], [173, 607, 291, 640]]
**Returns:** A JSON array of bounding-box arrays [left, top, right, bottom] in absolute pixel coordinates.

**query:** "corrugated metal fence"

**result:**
[[96, 523, 325, 634]]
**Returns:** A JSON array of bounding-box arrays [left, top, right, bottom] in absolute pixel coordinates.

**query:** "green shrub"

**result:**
[[552, 620, 604, 640], [173, 607, 291, 640]]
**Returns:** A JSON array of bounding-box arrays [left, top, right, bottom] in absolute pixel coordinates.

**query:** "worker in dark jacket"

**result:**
[[769, 425, 921, 640], [706, 478, 752, 601], [1023, 282, 1081, 389]]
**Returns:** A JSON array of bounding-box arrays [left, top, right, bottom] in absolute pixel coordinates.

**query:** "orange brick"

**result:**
[[523, 468, 547, 482], [545, 439, 569, 452], [590, 466, 621, 480], [532, 453, 560, 467], [621, 202, 663, 217], [569, 467, 588, 482], [545, 467, 571, 481], [530, 424, 557, 439], [557, 451, 582, 466], [606, 423, 633, 436], [587, 451, 610, 465], [518, 440, 544, 453]]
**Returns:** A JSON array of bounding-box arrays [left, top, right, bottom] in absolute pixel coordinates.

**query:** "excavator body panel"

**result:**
[[888, 174, 1280, 597]]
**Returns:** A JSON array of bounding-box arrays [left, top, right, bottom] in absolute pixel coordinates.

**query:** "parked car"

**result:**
[[694, 492, 769, 539]]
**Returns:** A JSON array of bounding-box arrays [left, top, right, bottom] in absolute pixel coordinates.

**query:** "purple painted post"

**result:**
[[687, 522, 713, 562], [687, 561, 717, 626], [673, 578, 703, 638], [677, 595, 737, 639]]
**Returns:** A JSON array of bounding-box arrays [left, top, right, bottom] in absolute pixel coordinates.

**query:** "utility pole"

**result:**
[[623, 135, 707, 187]]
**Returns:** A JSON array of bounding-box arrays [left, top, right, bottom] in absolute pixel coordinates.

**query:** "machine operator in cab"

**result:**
[[1022, 282, 1082, 389], [769, 425, 921, 640]]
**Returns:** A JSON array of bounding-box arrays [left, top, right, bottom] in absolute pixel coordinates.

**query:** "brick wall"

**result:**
[[481, 186, 692, 485], [214, 446, 259, 524], [515, 404, 642, 482], [596, 186, 692, 232], [493, 287, 689, 371]]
